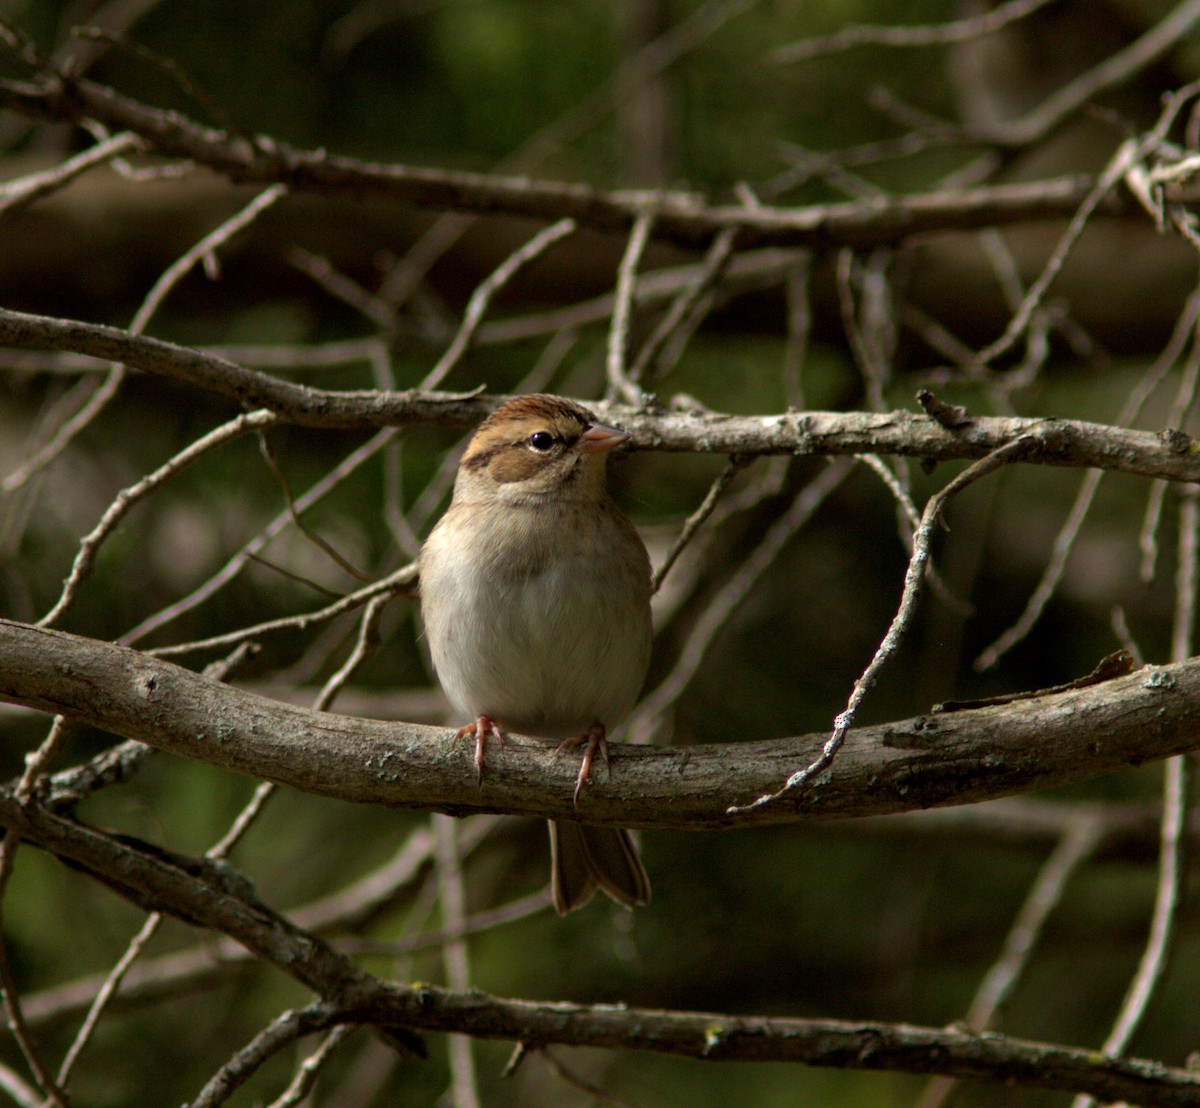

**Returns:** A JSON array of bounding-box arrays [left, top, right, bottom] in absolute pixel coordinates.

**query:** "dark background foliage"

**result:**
[[2, 1, 1200, 1105]]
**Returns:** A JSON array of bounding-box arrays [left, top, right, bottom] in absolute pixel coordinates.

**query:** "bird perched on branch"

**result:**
[[419, 394, 652, 914]]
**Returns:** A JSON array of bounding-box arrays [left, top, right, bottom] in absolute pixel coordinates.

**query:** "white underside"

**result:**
[[420, 502, 651, 739]]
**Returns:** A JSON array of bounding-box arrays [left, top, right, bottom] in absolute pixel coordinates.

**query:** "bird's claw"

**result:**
[[454, 715, 507, 786], [555, 722, 609, 807]]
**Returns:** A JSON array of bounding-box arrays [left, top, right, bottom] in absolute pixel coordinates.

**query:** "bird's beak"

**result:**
[[579, 422, 630, 454]]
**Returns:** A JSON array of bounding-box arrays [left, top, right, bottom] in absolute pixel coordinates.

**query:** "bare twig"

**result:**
[[12, 307, 1200, 481], [0, 130, 140, 216], [145, 563, 416, 659], [837, 249, 895, 412], [629, 226, 737, 390], [2, 182, 287, 494], [119, 426, 397, 645], [1071, 490, 1200, 1108], [606, 210, 656, 405], [0, 840, 71, 1107], [782, 253, 812, 408], [287, 246, 397, 331], [433, 814, 481, 1108], [538, 1048, 639, 1108], [974, 139, 1149, 370], [651, 455, 751, 593], [980, 1, 1200, 148], [186, 1004, 344, 1108], [48, 592, 394, 1084], [0, 1061, 40, 1108], [731, 437, 1036, 814], [423, 217, 576, 390], [1, 783, 1198, 1105], [337, 890, 549, 957], [976, 292, 1200, 668], [0, 72, 1148, 248], [770, 0, 1058, 64], [373, 0, 761, 307], [38, 409, 279, 628], [56, 912, 163, 1089], [1141, 314, 1200, 583], [267, 1025, 355, 1108], [917, 814, 1104, 1108], [629, 458, 852, 743]]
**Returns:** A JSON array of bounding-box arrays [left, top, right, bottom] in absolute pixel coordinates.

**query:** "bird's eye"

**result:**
[[528, 431, 555, 451]]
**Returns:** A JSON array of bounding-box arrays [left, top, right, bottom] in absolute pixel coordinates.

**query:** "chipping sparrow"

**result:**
[[419, 394, 652, 915]]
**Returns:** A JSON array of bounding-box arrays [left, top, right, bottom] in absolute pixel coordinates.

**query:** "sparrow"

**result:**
[[419, 394, 652, 915]]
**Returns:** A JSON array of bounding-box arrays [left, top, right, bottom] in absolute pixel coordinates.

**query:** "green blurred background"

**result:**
[[2, 0, 1200, 1104]]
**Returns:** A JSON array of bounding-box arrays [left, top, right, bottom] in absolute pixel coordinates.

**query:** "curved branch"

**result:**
[[0, 618, 1197, 829], [0, 75, 1132, 250], [349, 986, 1200, 1107], [0, 778, 1196, 1105], [2, 307, 1200, 480]]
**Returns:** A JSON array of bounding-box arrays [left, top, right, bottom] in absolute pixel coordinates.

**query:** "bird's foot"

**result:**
[[454, 715, 507, 786], [555, 721, 609, 807]]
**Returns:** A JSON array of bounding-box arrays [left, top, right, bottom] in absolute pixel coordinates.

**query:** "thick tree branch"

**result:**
[[0, 782, 420, 1050], [1, 618, 1198, 829], [345, 987, 1200, 1107], [3, 306, 1200, 480], [0, 74, 1135, 250], [0, 783, 1197, 1105]]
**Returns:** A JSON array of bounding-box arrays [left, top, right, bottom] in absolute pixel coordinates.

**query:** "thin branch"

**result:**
[[538, 1048, 639, 1108], [629, 226, 737, 390], [918, 814, 1104, 1108], [38, 408, 279, 627], [0, 1061, 40, 1108], [203, 592, 394, 859], [0, 72, 1145, 247], [55, 911, 162, 1089], [1071, 489, 1200, 1108], [119, 426, 398, 645], [287, 246, 397, 331], [770, 0, 1057, 63], [0, 792, 423, 1050], [21, 824, 444, 1033], [979, 0, 1200, 149], [0, 842, 71, 1107], [338, 890, 550, 957], [628, 458, 851, 744], [372, 0, 761, 307], [1072, 755, 1191, 1108], [977, 289, 1200, 668], [145, 563, 416, 660], [1142, 314, 1200, 583], [732, 438, 1037, 814], [266, 1025, 355, 1108], [434, 814, 481, 1108], [974, 132, 1163, 369], [51, 632, 334, 1085], [0, 363, 125, 494], [651, 455, 751, 593], [606, 209, 655, 405], [423, 217, 576, 390], [186, 1004, 344, 1108], [782, 253, 812, 408], [9, 306, 1200, 482], [15, 715, 71, 801], [0, 130, 141, 216], [1, 182, 287, 494]]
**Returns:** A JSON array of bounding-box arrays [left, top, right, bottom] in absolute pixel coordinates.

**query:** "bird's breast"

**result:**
[[420, 503, 651, 738]]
